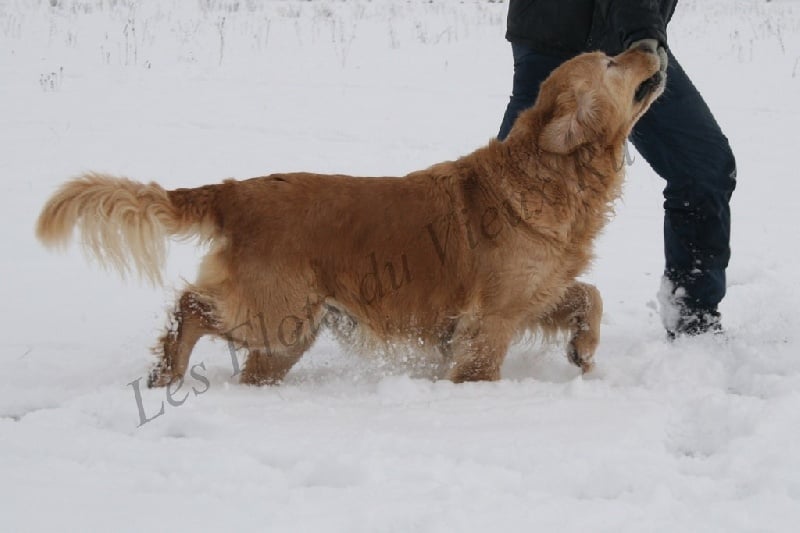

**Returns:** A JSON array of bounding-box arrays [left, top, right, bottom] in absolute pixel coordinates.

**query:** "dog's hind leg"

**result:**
[[239, 301, 324, 386], [240, 348, 307, 386], [148, 291, 221, 388], [539, 281, 603, 373], [444, 316, 514, 383]]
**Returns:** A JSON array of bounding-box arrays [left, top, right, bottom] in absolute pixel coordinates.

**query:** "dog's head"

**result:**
[[534, 45, 666, 154]]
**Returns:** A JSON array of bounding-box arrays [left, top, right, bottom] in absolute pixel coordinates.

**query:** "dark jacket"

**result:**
[[506, 0, 678, 57]]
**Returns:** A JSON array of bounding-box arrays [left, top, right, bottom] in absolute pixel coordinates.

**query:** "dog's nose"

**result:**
[[635, 40, 657, 55]]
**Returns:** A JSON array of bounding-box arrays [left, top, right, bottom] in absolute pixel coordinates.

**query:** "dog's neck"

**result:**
[[493, 131, 627, 202], [449, 130, 628, 250]]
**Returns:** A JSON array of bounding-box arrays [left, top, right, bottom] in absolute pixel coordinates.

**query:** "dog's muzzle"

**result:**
[[634, 71, 665, 103]]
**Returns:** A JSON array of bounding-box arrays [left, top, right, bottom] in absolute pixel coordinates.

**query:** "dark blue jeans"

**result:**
[[498, 44, 736, 313]]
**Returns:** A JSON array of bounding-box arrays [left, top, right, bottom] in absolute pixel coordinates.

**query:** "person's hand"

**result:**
[[630, 38, 668, 73]]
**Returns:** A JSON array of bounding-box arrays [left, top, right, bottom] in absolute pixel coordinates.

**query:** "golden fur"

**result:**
[[36, 47, 664, 386]]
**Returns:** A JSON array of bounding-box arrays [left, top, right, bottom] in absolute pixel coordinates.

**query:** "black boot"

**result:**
[[659, 278, 724, 339], [666, 308, 723, 340]]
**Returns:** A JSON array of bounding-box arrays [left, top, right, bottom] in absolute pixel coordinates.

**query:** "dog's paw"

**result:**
[[239, 373, 281, 386], [567, 344, 595, 373], [147, 363, 176, 388]]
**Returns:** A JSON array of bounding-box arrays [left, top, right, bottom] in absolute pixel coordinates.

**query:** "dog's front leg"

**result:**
[[538, 281, 603, 373], [444, 316, 514, 383]]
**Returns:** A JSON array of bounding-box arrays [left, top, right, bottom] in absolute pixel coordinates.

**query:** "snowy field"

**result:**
[[2, 0, 800, 530]]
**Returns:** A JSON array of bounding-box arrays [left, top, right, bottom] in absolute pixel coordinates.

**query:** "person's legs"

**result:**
[[498, 44, 567, 140], [629, 49, 737, 335]]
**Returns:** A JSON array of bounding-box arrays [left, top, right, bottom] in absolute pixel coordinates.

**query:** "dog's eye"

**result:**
[[607, 60, 618, 69]]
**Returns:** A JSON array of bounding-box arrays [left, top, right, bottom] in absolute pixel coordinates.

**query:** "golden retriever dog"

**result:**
[[36, 45, 665, 386]]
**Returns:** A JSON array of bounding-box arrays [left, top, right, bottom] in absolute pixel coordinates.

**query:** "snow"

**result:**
[[2, 0, 800, 530]]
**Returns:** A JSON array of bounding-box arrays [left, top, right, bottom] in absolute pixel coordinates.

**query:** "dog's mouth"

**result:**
[[634, 71, 664, 103]]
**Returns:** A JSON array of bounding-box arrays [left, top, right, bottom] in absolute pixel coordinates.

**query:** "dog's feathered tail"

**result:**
[[36, 172, 220, 285]]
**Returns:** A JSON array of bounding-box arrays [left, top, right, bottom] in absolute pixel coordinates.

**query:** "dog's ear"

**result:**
[[539, 89, 598, 154]]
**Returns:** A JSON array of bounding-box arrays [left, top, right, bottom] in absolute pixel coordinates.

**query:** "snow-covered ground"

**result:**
[[2, 0, 799, 530]]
